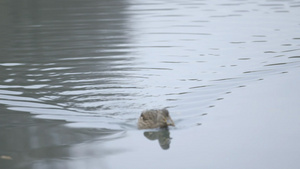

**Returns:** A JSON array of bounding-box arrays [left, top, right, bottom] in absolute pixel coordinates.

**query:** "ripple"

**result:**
[[282, 48, 300, 53], [0, 84, 48, 89], [238, 58, 250, 60], [253, 40, 267, 43], [230, 42, 246, 44], [265, 63, 287, 67], [0, 94, 42, 102], [7, 107, 90, 122], [289, 56, 300, 59], [264, 51, 277, 53], [4, 79, 14, 83], [40, 67, 74, 71], [0, 63, 25, 66], [0, 90, 23, 95], [0, 100, 60, 109], [212, 77, 238, 82]]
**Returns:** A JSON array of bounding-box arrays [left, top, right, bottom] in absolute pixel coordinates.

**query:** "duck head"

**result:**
[[158, 109, 175, 128]]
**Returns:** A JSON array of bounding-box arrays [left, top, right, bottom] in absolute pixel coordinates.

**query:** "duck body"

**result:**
[[138, 108, 175, 129]]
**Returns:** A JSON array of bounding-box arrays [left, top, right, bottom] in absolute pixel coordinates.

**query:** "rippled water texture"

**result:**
[[1, 0, 300, 168]]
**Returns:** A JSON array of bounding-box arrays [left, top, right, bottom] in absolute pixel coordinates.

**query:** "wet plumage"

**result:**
[[138, 109, 175, 129]]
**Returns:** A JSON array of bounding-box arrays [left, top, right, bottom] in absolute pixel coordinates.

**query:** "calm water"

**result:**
[[1, 0, 300, 168]]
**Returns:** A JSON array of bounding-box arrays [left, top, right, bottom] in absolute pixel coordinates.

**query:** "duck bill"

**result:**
[[167, 117, 175, 126]]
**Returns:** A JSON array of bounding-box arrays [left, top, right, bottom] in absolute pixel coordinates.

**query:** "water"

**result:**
[[0, 0, 300, 168]]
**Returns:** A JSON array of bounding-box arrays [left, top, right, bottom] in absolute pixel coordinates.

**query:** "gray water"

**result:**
[[1, 0, 300, 168]]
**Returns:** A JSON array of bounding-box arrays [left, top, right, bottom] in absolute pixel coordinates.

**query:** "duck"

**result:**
[[138, 108, 175, 129]]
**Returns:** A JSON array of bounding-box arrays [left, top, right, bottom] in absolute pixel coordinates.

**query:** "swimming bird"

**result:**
[[138, 108, 175, 129]]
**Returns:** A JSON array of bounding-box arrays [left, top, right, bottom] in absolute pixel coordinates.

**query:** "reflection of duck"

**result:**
[[144, 129, 171, 150], [138, 108, 175, 129]]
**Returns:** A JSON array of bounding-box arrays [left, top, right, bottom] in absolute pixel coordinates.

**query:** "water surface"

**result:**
[[1, 0, 300, 168]]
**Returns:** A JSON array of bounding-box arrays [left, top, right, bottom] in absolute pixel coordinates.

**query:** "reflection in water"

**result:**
[[143, 129, 172, 150], [0, 108, 123, 169]]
